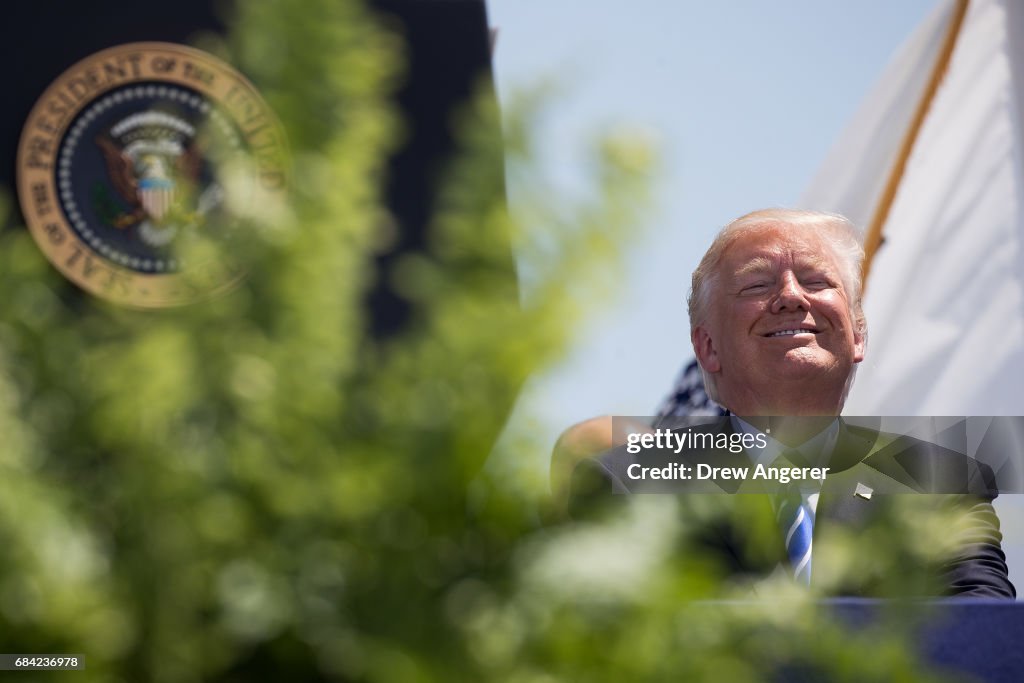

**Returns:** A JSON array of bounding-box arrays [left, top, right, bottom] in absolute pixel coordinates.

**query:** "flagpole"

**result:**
[[860, 0, 970, 290]]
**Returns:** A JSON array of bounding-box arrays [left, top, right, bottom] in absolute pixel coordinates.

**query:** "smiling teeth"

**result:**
[[769, 329, 813, 337]]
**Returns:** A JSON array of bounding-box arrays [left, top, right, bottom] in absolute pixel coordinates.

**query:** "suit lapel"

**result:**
[[816, 420, 918, 525]]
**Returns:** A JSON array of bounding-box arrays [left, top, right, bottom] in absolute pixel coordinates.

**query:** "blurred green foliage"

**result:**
[[0, 0, 965, 681]]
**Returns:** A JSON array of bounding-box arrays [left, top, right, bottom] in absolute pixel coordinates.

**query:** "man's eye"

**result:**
[[740, 283, 768, 294]]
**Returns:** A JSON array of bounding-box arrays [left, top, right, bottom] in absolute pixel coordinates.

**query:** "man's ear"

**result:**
[[853, 327, 866, 364], [692, 326, 721, 373]]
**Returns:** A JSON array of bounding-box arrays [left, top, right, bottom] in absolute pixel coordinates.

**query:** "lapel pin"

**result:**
[[854, 483, 873, 500]]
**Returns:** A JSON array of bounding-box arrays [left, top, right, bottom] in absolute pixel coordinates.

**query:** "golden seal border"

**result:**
[[16, 42, 287, 308]]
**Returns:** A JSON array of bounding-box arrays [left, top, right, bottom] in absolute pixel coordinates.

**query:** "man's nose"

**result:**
[[770, 272, 808, 313]]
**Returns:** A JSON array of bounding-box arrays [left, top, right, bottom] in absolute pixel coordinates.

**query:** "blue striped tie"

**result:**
[[777, 492, 814, 585]]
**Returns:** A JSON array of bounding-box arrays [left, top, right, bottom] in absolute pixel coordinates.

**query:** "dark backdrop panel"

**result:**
[[1, 0, 503, 336], [367, 0, 504, 337]]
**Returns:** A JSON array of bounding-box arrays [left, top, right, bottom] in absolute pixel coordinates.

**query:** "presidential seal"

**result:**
[[16, 42, 286, 307]]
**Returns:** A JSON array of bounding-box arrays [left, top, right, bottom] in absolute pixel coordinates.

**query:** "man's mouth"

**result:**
[[764, 327, 818, 337]]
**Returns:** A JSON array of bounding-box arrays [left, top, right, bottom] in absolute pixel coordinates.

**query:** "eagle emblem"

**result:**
[[95, 110, 215, 247]]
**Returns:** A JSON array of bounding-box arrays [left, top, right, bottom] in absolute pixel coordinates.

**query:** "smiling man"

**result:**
[[556, 209, 1015, 598], [689, 209, 865, 417]]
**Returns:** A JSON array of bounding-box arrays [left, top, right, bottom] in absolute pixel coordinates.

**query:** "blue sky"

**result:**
[[486, 0, 937, 429]]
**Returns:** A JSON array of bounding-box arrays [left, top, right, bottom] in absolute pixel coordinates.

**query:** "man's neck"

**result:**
[[719, 382, 845, 420], [734, 416, 838, 448]]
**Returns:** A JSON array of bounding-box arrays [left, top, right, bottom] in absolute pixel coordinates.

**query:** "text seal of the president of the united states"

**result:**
[[16, 42, 287, 307]]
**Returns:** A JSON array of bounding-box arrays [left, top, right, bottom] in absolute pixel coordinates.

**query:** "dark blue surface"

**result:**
[[829, 599, 1023, 682]]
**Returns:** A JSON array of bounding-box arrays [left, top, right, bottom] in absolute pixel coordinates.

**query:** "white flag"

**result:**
[[800, 0, 1024, 417]]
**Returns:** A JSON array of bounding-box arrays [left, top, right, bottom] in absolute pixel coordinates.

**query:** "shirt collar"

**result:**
[[730, 416, 839, 468]]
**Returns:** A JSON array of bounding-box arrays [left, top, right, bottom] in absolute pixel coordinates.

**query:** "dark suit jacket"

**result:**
[[568, 418, 1015, 599]]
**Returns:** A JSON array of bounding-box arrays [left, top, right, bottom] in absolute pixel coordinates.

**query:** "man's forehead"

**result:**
[[721, 227, 838, 272]]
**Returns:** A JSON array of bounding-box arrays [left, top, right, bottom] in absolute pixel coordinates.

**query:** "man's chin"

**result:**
[[762, 353, 848, 380]]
